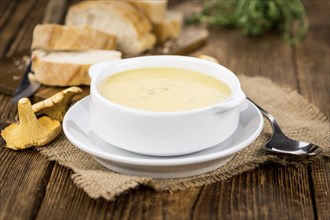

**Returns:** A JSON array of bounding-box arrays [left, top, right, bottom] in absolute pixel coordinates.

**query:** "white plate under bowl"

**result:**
[[63, 97, 263, 178]]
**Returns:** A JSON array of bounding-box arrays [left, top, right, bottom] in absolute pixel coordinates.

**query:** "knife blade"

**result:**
[[11, 61, 40, 103]]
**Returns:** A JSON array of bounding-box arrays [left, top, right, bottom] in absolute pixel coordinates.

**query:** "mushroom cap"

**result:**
[[1, 116, 61, 150]]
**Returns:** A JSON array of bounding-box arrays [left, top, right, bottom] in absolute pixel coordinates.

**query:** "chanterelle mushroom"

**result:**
[[1, 98, 61, 150], [32, 86, 82, 121]]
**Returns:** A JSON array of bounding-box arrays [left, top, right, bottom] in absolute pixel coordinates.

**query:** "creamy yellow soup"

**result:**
[[99, 67, 232, 112]]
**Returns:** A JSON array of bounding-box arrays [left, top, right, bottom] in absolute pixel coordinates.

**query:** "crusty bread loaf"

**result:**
[[31, 50, 122, 86], [31, 24, 117, 51], [82, 0, 168, 23], [65, 1, 156, 55], [130, 0, 167, 23], [153, 11, 183, 43]]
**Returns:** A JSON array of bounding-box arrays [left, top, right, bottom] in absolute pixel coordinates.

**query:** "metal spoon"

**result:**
[[247, 98, 322, 156]]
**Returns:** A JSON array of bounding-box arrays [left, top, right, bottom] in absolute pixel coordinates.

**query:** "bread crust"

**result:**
[[32, 57, 91, 86], [31, 50, 121, 86], [31, 24, 116, 50], [66, 1, 152, 37], [130, 0, 167, 23], [65, 1, 155, 54]]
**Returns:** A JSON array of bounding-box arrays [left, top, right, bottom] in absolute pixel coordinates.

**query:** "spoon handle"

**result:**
[[247, 98, 285, 136]]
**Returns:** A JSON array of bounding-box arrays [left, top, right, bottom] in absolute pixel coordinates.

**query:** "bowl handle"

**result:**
[[213, 89, 246, 114]]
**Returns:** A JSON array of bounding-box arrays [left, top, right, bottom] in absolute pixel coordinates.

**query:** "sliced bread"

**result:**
[[130, 0, 167, 23], [31, 50, 122, 86], [153, 11, 183, 43], [65, 1, 156, 55], [31, 24, 117, 50]]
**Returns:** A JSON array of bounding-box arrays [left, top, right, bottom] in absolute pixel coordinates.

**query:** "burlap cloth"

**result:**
[[37, 75, 330, 200]]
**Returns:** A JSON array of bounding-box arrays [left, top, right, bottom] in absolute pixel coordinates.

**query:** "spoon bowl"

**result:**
[[248, 98, 322, 156]]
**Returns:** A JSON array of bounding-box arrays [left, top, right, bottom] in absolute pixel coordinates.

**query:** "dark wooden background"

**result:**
[[0, 0, 329, 219]]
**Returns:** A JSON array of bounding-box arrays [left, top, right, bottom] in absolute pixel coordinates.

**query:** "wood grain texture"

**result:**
[[0, 95, 54, 220], [295, 0, 330, 119], [191, 27, 298, 89], [0, 0, 38, 57], [192, 164, 315, 220], [0, 95, 17, 122], [0, 52, 31, 97], [0, 148, 54, 220], [0, 0, 67, 219], [294, 2, 330, 219], [6, 0, 49, 56], [310, 159, 330, 220], [36, 163, 202, 220], [0, 0, 19, 31], [0, 0, 329, 219], [35, 163, 316, 220]]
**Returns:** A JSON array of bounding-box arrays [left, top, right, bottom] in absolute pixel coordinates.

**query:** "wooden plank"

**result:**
[[0, 0, 52, 92], [0, 0, 37, 58], [295, 1, 330, 219], [0, 0, 70, 219], [310, 159, 330, 220], [191, 27, 298, 89], [0, 94, 55, 219], [0, 51, 31, 97], [295, 0, 330, 118], [0, 148, 54, 220], [35, 164, 124, 219], [185, 2, 315, 219], [1, 0, 67, 57], [35, 164, 317, 219], [0, 0, 11, 15], [5, 0, 68, 57], [0, 95, 17, 122], [6, 1, 49, 56], [179, 0, 297, 88], [0, 0, 19, 31], [192, 164, 315, 219], [36, 164, 202, 220], [0, 0, 75, 101]]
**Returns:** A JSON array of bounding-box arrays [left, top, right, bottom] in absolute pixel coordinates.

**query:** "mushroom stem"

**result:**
[[32, 86, 83, 121], [18, 98, 38, 126]]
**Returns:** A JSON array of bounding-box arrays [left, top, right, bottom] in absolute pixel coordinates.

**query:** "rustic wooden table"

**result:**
[[0, 0, 329, 219]]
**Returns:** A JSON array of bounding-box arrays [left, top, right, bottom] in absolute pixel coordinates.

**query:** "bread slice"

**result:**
[[31, 50, 122, 86], [65, 1, 156, 55], [31, 24, 117, 51], [153, 11, 183, 43], [130, 0, 167, 23]]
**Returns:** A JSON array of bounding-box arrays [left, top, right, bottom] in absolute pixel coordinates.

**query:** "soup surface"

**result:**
[[99, 67, 232, 112]]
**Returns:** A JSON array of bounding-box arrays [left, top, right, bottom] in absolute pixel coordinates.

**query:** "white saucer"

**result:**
[[63, 97, 263, 179]]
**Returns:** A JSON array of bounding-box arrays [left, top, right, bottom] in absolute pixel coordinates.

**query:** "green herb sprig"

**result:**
[[188, 0, 309, 44]]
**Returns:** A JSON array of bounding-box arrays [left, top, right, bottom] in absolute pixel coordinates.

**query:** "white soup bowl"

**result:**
[[89, 55, 246, 156]]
